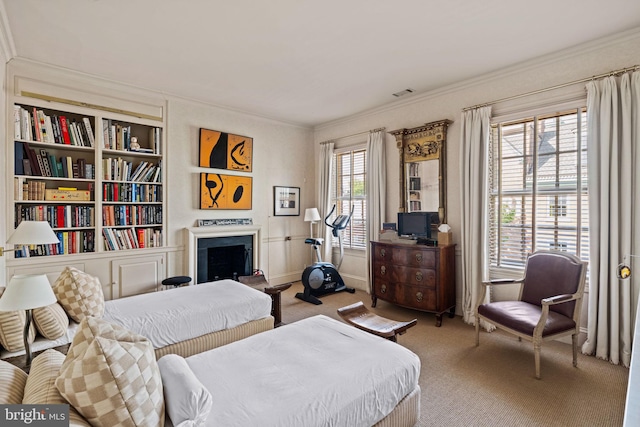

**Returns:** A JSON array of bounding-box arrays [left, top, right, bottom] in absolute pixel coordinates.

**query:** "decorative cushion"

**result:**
[[157, 354, 213, 427], [22, 349, 91, 426], [0, 288, 37, 352], [0, 359, 28, 404], [56, 317, 164, 427], [53, 267, 105, 322], [33, 302, 69, 340]]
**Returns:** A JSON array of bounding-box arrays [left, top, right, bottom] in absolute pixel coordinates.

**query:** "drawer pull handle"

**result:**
[[416, 291, 423, 302], [380, 266, 386, 275], [415, 253, 423, 262], [380, 249, 386, 257], [415, 272, 423, 282], [381, 284, 387, 294]]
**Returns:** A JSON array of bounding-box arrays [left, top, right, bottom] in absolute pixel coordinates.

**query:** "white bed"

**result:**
[[102, 279, 274, 357], [177, 314, 421, 427]]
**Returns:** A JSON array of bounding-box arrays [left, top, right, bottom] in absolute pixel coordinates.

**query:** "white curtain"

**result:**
[[318, 142, 334, 262], [366, 130, 386, 292], [459, 106, 492, 325], [582, 71, 640, 367]]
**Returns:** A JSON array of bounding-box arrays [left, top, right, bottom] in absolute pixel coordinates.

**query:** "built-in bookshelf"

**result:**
[[10, 101, 165, 257]]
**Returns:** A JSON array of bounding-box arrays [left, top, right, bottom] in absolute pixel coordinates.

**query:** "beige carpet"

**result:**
[[280, 282, 629, 427]]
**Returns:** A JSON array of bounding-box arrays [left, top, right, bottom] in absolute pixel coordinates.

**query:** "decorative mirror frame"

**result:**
[[389, 119, 452, 223]]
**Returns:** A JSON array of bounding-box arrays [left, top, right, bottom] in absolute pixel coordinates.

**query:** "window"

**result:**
[[331, 147, 367, 249], [488, 108, 589, 270]]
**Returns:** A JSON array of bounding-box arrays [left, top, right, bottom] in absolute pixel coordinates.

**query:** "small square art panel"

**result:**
[[199, 128, 253, 172], [200, 173, 252, 210]]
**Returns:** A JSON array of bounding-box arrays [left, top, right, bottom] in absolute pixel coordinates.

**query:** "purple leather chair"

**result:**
[[475, 250, 587, 379]]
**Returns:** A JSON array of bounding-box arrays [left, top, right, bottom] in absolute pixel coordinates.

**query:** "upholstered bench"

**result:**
[[337, 301, 417, 342]]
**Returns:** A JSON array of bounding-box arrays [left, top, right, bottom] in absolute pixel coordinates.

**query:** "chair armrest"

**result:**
[[482, 278, 523, 287], [541, 293, 578, 305], [264, 282, 292, 295]]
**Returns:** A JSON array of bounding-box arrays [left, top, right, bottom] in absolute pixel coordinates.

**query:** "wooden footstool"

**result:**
[[337, 301, 417, 342]]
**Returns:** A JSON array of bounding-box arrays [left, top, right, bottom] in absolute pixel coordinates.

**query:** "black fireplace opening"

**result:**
[[197, 235, 253, 284]]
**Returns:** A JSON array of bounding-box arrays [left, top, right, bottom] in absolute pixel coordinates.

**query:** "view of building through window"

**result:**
[[489, 108, 589, 269], [332, 148, 367, 249]]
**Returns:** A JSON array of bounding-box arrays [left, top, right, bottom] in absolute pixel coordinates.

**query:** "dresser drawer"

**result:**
[[392, 248, 436, 268], [373, 279, 395, 302], [396, 284, 437, 311], [372, 245, 392, 263], [392, 266, 436, 287]]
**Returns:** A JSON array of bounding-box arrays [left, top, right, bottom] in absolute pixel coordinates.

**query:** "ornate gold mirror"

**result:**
[[390, 119, 452, 223]]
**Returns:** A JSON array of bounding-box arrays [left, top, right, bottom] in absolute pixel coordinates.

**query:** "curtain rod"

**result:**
[[462, 64, 639, 112], [319, 127, 386, 145]]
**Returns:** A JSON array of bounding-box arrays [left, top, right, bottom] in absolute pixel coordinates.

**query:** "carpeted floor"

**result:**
[[280, 281, 629, 427]]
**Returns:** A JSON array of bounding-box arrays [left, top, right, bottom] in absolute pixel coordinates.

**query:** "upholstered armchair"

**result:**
[[475, 250, 587, 379]]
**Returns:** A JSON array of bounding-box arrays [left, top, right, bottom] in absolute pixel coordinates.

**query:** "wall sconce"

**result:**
[[616, 254, 640, 279], [0, 221, 59, 257], [0, 274, 57, 367], [304, 208, 321, 239]]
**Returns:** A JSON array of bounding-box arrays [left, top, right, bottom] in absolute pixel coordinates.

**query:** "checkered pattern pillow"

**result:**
[[33, 302, 69, 340], [53, 267, 105, 322], [55, 317, 164, 427], [0, 287, 36, 352]]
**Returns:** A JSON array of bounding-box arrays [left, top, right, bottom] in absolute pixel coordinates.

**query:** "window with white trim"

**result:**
[[488, 108, 589, 270], [331, 147, 367, 249]]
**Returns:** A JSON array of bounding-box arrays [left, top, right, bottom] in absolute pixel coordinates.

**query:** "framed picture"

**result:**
[[273, 186, 300, 216], [199, 128, 253, 172], [200, 173, 252, 210]]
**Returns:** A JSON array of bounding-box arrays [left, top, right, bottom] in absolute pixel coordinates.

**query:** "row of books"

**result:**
[[103, 158, 162, 183], [102, 227, 162, 251], [16, 142, 95, 179], [102, 205, 162, 227], [15, 179, 46, 201], [13, 230, 96, 258], [102, 119, 162, 154], [16, 204, 95, 228], [103, 182, 162, 203], [14, 105, 95, 147]]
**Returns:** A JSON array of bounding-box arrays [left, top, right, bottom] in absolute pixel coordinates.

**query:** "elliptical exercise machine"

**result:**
[[295, 205, 356, 305]]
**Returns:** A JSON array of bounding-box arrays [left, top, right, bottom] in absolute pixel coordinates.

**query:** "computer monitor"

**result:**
[[397, 212, 434, 239]]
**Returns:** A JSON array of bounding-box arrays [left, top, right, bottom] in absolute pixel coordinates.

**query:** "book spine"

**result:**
[[59, 115, 71, 144], [83, 118, 95, 147]]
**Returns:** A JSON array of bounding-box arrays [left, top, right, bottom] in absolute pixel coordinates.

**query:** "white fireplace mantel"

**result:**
[[185, 225, 261, 283]]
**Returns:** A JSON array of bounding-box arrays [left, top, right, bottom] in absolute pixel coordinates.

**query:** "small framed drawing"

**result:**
[[273, 186, 300, 216]]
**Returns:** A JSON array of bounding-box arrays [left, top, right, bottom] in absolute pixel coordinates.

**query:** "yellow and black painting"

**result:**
[[199, 128, 253, 172], [200, 173, 252, 210]]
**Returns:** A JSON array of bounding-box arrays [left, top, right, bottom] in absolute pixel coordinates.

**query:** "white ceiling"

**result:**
[[2, 0, 640, 127]]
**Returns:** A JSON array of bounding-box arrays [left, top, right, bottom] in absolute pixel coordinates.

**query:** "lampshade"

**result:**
[[0, 274, 57, 311], [7, 221, 59, 245], [304, 208, 321, 222]]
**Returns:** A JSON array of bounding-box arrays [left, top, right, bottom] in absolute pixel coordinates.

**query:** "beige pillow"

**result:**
[[56, 317, 164, 427], [53, 267, 105, 322], [0, 359, 28, 404], [22, 349, 90, 426], [0, 287, 37, 352], [33, 302, 69, 340]]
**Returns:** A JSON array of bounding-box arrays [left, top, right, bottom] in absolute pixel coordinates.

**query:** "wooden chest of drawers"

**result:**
[[370, 241, 456, 326]]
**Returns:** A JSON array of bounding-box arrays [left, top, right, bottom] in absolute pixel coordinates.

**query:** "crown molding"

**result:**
[[315, 26, 640, 131]]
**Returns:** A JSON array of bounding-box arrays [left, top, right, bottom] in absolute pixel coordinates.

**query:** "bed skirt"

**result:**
[[154, 316, 274, 359], [374, 384, 421, 427]]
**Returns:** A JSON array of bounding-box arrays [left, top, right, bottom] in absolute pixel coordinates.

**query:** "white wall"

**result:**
[[313, 28, 640, 312]]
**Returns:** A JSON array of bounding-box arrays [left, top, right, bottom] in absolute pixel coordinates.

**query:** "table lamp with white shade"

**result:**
[[0, 220, 60, 257], [0, 274, 57, 367], [304, 208, 321, 238]]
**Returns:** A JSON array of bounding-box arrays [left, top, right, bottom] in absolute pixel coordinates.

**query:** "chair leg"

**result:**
[[572, 333, 578, 368], [475, 317, 480, 346], [534, 340, 542, 379]]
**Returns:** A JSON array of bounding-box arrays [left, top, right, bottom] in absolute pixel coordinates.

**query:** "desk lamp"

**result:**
[[304, 208, 321, 239], [0, 274, 57, 367]]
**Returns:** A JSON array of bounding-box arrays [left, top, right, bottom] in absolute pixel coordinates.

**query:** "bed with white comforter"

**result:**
[[103, 279, 274, 357], [163, 314, 421, 427]]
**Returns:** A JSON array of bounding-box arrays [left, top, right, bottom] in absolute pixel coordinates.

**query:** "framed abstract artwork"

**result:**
[[199, 128, 253, 172], [273, 186, 300, 216], [200, 173, 252, 210]]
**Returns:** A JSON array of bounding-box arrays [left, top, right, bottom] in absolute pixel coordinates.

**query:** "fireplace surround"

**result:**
[[185, 225, 261, 284]]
